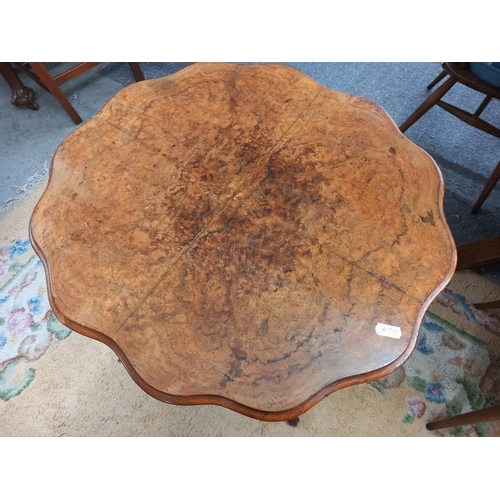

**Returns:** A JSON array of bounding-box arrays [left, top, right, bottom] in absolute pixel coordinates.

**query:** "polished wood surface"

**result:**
[[30, 63, 456, 420]]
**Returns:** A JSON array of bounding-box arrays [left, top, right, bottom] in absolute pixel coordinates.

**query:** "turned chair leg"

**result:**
[[400, 76, 457, 133], [426, 404, 500, 431], [427, 69, 447, 90], [129, 62, 145, 82], [471, 159, 500, 214], [28, 62, 83, 124], [474, 95, 493, 117]]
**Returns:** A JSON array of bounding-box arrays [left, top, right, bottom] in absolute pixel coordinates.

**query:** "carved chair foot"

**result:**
[[0, 62, 40, 111], [11, 86, 39, 110], [287, 417, 300, 427]]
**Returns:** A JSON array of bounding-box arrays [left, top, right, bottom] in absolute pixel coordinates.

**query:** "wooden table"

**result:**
[[30, 63, 456, 421]]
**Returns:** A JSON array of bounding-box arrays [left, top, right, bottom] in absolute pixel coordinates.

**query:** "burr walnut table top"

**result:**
[[30, 63, 456, 421]]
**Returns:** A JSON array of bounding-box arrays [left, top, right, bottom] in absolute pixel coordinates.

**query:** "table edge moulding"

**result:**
[[29, 63, 457, 421]]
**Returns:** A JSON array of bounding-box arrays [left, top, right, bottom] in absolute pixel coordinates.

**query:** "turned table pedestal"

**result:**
[[30, 63, 456, 421]]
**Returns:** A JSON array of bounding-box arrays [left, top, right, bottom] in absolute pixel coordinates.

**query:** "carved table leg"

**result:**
[[0, 62, 39, 110], [287, 417, 300, 427]]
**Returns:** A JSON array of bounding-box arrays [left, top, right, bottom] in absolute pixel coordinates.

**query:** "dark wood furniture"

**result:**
[[425, 236, 500, 431], [29, 63, 456, 421], [457, 237, 500, 271], [13, 62, 145, 124], [400, 62, 500, 214], [456, 236, 500, 310], [473, 160, 500, 214], [426, 404, 500, 431], [0, 62, 39, 110]]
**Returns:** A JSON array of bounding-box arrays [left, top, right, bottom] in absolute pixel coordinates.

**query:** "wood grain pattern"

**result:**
[[30, 63, 456, 420]]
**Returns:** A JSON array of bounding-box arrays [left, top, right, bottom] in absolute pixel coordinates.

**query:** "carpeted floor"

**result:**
[[1, 183, 500, 437]]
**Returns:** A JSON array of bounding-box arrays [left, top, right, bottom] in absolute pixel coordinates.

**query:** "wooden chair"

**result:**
[[426, 234, 500, 432], [400, 62, 500, 213], [13, 62, 145, 125], [426, 404, 500, 431], [0, 62, 40, 110], [455, 236, 500, 310]]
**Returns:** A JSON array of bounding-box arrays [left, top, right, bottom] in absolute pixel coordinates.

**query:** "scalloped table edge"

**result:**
[[28, 65, 457, 421], [29, 155, 456, 421]]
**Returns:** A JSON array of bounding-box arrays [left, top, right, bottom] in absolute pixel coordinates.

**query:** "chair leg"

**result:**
[[399, 76, 457, 133], [474, 95, 493, 117], [0, 62, 39, 110], [471, 159, 500, 214], [427, 69, 447, 90], [456, 237, 500, 270], [28, 62, 82, 125], [426, 404, 500, 431], [129, 62, 145, 82], [475, 300, 500, 310]]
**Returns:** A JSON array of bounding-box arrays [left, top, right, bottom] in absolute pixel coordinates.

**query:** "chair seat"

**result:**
[[444, 62, 500, 99]]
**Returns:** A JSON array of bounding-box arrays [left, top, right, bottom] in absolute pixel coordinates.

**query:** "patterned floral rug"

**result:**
[[371, 307, 500, 436], [2, 231, 500, 436], [0, 239, 71, 402]]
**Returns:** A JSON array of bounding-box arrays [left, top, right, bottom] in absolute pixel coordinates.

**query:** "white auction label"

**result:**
[[375, 323, 402, 339]]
